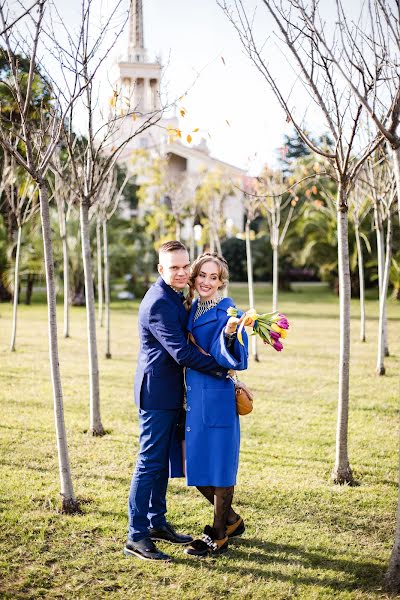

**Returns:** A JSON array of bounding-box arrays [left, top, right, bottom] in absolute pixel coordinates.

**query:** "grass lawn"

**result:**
[[0, 283, 399, 599]]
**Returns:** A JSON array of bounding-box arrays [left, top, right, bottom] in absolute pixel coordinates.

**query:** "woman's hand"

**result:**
[[225, 316, 240, 334]]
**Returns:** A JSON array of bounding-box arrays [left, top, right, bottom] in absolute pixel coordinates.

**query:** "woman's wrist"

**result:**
[[224, 329, 237, 337]]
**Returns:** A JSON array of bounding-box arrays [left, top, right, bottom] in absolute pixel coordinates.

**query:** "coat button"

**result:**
[[186, 426, 191, 432], [187, 386, 191, 391], [187, 406, 191, 412]]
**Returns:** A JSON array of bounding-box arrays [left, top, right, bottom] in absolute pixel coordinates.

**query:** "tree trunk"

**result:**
[[215, 228, 222, 256], [189, 215, 196, 262], [374, 203, 386, 374], [62, 234, 70, 338], [354, 223, 366, 342], [80, 199, 104, 436], [96, 217, 103, 328], [10, 225, 21, 352], [56, 185, 70, 339], [39, 183, 78, 513], [332, 185, 353, 485], [384, 144, 400, 593], [376, 209, 392, 375], [25, 273, 34, 305], [103, 220, 111, 359], [175, 219, 181, 242], [384, 446, 400, 593], [390, 145, 400, 228], [209, 224, 215, 253], [383, 208, 391, 358], [245, 219, 259, 362], [272, 242, 279, 313]]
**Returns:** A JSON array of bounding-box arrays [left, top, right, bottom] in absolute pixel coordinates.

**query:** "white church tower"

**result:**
[[113, 0, 245, 232], [113, 0, 168, 158]]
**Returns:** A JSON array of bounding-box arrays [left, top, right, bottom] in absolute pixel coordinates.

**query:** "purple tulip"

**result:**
[[270, 330, 280, 341], [272, 340, 283, 352], [277, 318, 289, 329]]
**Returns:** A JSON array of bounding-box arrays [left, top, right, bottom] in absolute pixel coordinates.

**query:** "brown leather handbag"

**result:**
[[232, 373, 254, 416]]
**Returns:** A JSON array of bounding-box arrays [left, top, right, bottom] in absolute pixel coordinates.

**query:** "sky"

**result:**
[[10, 0, 365, 173]]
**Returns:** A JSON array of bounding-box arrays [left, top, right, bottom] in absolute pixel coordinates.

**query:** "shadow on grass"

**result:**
[[173, 537, 385, 594]]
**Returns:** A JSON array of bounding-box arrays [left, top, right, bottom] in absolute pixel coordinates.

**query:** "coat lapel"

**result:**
[[157, 277, 186, 315], [191, 302, 219, 330]]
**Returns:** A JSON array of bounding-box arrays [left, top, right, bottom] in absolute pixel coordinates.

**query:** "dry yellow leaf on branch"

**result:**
[[186, 134, 192, 143], [193, 128, 199, 132], [180, 108, 186, 117], [132, 113, 137, 121]]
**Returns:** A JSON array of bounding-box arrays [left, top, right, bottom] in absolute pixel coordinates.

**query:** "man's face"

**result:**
[[158, 250, 190, 289]]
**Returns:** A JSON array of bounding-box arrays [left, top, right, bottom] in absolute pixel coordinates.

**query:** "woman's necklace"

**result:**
[[194, 295, 222, 321]]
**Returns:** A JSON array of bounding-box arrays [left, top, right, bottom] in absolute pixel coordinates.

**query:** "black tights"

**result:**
[[196, 485, 238, 539]]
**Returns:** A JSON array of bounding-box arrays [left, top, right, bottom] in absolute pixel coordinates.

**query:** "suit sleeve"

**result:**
[[148, 299, 224, 374]]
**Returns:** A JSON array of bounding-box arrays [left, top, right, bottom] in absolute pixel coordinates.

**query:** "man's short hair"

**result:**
[[158, 240, 187, 256]]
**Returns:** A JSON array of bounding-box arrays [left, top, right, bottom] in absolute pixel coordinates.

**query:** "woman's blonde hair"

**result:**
[[184, 252, 229, 311]]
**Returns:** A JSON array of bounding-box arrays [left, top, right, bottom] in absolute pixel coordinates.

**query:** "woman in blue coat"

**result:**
[[183, 252, 248, 557]]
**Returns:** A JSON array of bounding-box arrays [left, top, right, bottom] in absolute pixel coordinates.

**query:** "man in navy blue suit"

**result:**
[[124, 241, 224, 561]]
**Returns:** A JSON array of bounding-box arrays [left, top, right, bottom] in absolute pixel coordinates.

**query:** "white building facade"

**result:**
[[112, 0, 246, 242]]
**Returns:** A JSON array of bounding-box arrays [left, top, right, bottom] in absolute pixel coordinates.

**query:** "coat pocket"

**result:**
[[202, 389, 235, 428]]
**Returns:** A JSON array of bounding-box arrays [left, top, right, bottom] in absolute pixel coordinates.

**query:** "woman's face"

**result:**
[[194, 260, 223, 301]]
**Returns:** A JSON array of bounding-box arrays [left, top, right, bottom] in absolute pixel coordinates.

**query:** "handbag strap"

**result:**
[[188, 332, 210, 356]]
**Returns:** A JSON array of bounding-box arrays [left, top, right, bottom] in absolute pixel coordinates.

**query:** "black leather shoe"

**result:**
[[124, 537, 172, 561], [185, 526, 229, 557], [148, 522, 193, 545]]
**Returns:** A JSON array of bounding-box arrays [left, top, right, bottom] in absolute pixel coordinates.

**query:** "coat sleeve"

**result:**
[[209, 308, 248, 371], [148, 298, 225, 374]]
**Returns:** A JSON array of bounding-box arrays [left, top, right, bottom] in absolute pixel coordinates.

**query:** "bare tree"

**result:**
[[96, 168, 131, 359], [96, 214, 103, 327], [219, 0, 382, 484], [54, 4, 163, 435], [0, 0, 42, 36], [350, 181, 372, 343], [242, 180, 261, 361], [196, 168, 233, 254], [0, 0, 91, 512], [255, 166, 297, 312], [6, 164, 39, 351], [49, 148, 75, 338], [375, 182, 395, 375], [162, 168, 193, 241], [362, 153, 394, 371], [295, 0, 400, 223]]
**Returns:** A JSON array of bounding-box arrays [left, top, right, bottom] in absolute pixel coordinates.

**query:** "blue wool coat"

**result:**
[[185, 297, 248, 487], [134, 277, 224, 411]]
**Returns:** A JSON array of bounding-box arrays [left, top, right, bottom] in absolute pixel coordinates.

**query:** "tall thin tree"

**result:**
[[0, 0, 93, 512], [219, 0, 382, 484]]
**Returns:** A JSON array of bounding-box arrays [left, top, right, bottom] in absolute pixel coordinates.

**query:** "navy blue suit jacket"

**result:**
[[134, 277, 223, 410]]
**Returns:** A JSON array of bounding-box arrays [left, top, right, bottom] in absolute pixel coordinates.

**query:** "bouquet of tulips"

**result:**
[[227, 307, 289, 352]]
